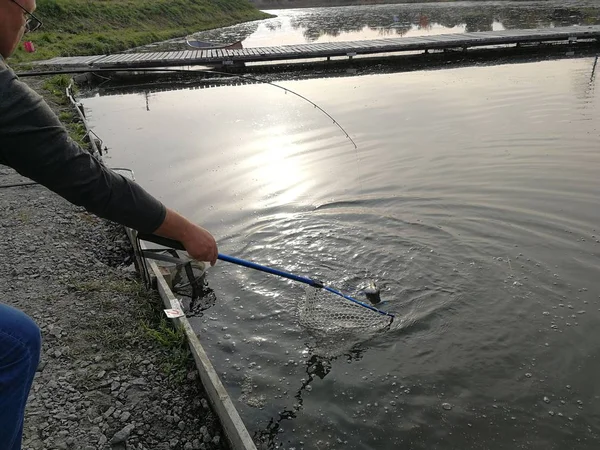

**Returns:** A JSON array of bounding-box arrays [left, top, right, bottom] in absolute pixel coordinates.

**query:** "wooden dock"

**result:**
[[36, 26, 600, 69]]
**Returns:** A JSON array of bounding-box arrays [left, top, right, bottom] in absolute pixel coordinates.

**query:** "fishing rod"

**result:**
[[17, 66, 358, 149]]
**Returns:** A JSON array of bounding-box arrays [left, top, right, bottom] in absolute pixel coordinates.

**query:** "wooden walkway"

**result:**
[[37, 26, 600, 69]]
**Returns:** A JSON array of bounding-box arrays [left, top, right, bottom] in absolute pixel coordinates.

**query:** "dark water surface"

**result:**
[[188, 0, 600, 48], [82, 40, 600, 449]]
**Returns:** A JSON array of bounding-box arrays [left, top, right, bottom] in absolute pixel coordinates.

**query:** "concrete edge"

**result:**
[[65, 81, 103, 160], [125, 229, 258, 450]]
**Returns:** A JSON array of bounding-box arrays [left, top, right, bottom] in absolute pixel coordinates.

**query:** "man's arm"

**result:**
[[0, 62, 217, 264], [0, 63, 166, 233]]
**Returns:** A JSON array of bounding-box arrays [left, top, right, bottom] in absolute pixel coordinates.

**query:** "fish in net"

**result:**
[[134, 233, 395, 331], [298, 285, 393, 336]]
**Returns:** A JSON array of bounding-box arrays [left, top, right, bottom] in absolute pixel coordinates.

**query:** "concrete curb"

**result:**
[[127, 230, 257, 450], [151, 259, 258, 450]]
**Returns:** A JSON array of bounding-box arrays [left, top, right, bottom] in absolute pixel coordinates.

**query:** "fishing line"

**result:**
[[17, 66, 358, 149]]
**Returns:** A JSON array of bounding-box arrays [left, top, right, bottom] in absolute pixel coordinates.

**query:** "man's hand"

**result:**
[[180, 223, 218, 266], [153, 208, 218, 266]]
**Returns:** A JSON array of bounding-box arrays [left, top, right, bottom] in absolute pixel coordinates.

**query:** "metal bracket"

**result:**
[[111, 167, 136, 181], [139, 248, 205, 301]]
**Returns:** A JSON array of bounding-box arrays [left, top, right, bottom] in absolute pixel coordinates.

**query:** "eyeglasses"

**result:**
[[11, 0, 43, 33]]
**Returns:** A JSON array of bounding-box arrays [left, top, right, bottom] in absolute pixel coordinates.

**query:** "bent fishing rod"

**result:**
[[17, 66, 358, 149]]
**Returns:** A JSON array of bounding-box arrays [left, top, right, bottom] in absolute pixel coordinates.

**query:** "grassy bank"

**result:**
[[40, 74, 88, 147], [12, 0, 271, 63]]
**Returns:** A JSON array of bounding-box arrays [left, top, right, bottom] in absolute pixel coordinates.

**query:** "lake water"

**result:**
[[188, 0, 600, 48], [81, 3, 600, 449]]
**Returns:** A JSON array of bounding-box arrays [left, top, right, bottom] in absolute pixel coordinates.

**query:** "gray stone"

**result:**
[[131, 377, 147, 386], [103, 406, 115, 418], [109, 424, 135, 444]]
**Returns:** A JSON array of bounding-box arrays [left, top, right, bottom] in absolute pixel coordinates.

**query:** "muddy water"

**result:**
[[82, 53, 600, 449]]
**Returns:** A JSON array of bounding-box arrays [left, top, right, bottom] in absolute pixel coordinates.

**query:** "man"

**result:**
[[0, 1, 219, 447]]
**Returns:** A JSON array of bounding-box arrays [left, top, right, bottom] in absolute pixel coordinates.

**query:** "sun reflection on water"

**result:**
[[248, 126, 314, 208]]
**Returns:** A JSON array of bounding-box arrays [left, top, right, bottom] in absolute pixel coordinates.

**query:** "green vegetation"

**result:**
[[143, 318, 191, 383], [16, 209, 32, 223], [12, 0, 271, 63], [41, 74, 87, 146], [68, 274, 193, 383], [129, 280, 195, 383], [42, 73, 71, 98], [66, 277, 146, 295]]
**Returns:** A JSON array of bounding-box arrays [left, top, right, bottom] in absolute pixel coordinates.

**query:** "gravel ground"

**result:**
[[0, 79, 231, 450]]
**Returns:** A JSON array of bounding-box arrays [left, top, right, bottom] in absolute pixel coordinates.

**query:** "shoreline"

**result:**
[[0, 76, 230, 450]]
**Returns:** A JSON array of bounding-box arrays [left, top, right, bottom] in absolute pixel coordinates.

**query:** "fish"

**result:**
[[363, 280, 381, 305]]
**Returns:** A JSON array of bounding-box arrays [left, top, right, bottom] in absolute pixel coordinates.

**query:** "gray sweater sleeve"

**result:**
[[0, 61, 166, 233]]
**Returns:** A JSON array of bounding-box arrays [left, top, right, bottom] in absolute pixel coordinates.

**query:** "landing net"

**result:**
[[298, 286, 393, 335]]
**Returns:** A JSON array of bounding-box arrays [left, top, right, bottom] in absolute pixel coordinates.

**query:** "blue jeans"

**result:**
[[0, 303, 41, 450]]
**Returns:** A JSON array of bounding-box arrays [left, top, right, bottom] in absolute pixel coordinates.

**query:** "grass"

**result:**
[[16, 209, 32, 223], [11, 0, 272, 64], [143, 318, 191, 383], [67, 277, 145, 295], [42, 73, 71, 100], [69, 274, 193, 383], [135, 281, 192, 383], [40, 74, 87, 146]]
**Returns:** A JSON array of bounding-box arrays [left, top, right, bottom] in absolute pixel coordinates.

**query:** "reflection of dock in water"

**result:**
[[72, 46, 599, 101], [35, 26, 600, 70], [185, 39, 243, 50]]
